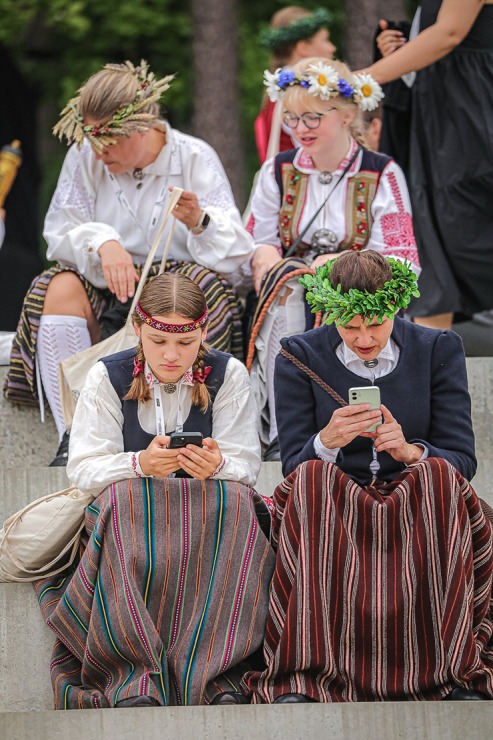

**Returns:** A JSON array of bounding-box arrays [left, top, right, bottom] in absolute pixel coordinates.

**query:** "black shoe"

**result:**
[[444, 686, 489, 701], [273, 693, 314, 704], [116, 695, 160, 708], [263, 437, 280, 462], [211, 691, 250, 705], [49, 431, 70, 467]]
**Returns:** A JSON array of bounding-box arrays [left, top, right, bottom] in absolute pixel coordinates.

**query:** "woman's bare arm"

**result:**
[[360, 0, 484, 84]]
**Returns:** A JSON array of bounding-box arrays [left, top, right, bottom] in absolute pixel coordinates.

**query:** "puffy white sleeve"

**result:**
[[175, 136, 255, 273], [246, 157, 283, 252], [43, 143, 121, 288], [209, 358, 261, 486], [367, 160, 421, 275], [67, 361, 140, 497]]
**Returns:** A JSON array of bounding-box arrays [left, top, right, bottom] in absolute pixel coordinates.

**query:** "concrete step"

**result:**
[[0, 702, 492, 740], [1, 462, 493, 717]]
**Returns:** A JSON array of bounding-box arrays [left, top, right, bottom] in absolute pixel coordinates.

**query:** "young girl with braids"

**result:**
[[245, 57, 420, 458], [34, 272, 275, 709]]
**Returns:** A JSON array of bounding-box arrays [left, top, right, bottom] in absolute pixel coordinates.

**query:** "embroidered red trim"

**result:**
[[131, 452, 143, 478], [136, 302, 208, 333]]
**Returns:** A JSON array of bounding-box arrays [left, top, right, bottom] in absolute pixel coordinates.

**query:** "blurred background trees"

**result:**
[[0, 0, 416, 224]]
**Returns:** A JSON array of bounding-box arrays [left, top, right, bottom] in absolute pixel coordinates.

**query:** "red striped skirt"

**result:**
[[34, 477, 274, 708], [243, 458, 493, 702]]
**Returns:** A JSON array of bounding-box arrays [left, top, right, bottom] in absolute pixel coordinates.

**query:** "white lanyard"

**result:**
[[153, 380, 186, 435]]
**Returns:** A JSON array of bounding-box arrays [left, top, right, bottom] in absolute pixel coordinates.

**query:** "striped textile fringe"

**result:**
[[243, 458, 493, 702], [34, 477, 275, 709], [245, 257, 322, 371], [3, 262, 243, 407]]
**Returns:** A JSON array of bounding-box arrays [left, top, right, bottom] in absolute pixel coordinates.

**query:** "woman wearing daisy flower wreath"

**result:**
[[254, 6, 336, 164], [4, 60, 254, 466], [245, 57, 420, 458], [33, 272, 275, 709], [243, 249, 493, 703]]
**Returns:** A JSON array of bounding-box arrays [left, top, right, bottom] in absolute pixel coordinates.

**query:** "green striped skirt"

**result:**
[[35, 477, 275, 708]]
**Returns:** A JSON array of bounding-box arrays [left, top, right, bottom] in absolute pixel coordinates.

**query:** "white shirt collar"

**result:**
[[336, 337, 400, 380], [144, 361, 194, 390], [293, 138, 361, 176]]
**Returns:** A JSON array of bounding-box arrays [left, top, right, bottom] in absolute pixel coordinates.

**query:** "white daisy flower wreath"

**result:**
[[263, 65, 384, 111], [353, 73, 385, 112], [305, 62, 340, 100]]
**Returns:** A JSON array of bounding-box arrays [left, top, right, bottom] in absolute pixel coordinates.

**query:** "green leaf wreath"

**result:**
[[299, 257, 420, 326]]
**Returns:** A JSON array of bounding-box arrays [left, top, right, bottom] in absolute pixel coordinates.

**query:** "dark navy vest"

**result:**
[[101, 346, 231, 451]]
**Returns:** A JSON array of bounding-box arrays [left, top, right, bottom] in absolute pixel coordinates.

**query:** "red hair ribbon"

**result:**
[[132, 357, 145, 378], [192, 366, 212, 384]]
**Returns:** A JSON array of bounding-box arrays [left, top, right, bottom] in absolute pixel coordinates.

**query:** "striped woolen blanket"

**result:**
[[34, 477, 275, 708], [243, 458, 493, 702]]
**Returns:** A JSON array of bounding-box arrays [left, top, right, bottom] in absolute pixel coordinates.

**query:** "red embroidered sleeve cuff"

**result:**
[[211, 456, 227, 477], [131, 452, 144, 478]]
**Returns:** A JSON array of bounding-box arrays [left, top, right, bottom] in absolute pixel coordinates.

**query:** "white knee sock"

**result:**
[[37, 315, 91, 442]]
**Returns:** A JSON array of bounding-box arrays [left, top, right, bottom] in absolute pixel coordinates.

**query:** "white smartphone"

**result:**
[[348, 386, 382, 433]]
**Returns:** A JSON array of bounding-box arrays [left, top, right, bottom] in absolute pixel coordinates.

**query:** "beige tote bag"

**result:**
[[0, 486, 94, 582], [59, 187, 183, 428]]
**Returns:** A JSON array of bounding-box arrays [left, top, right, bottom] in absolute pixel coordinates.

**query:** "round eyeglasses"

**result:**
[[283, 112, 326, 130]]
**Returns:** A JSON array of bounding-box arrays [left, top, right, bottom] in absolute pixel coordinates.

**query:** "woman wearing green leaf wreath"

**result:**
[[243, 249, 493, 703]]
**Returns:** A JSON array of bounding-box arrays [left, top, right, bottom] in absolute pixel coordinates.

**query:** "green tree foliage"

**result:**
[[0, 0, 415, 211]]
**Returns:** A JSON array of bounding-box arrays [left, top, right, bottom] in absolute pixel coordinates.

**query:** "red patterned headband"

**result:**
[[135, 301, 208, 333]]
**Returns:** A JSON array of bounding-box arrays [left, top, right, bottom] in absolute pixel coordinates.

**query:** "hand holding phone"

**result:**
[[348, 386, 382, 433], [170, 435, 223, 481]]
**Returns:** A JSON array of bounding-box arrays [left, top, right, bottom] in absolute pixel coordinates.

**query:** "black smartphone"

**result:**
[[168, 432, 203, 449], [168, 432, 203, 479], [385, 19, 410, 35]]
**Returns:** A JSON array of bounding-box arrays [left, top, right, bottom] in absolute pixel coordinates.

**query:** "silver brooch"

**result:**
[[311, 228, 339, 253], [162, 383, 177, 394]]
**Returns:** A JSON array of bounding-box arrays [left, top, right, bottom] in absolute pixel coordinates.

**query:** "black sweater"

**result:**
[[275, 317, 476, 484]]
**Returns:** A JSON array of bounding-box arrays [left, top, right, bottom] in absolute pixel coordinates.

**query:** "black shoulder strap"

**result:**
[[274, 148, 298, 201]]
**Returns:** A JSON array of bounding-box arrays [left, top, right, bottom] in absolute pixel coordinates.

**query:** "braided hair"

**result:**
[[124, 273, 210, 411]]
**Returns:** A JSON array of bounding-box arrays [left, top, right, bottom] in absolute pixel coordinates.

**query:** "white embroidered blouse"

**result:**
[[44, 122, 254, 288], [67, 356, 261, 497], [248, 140, 420, 271]]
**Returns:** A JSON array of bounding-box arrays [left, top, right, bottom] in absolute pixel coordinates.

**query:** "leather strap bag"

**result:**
[[279, 346, 347, 406]]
